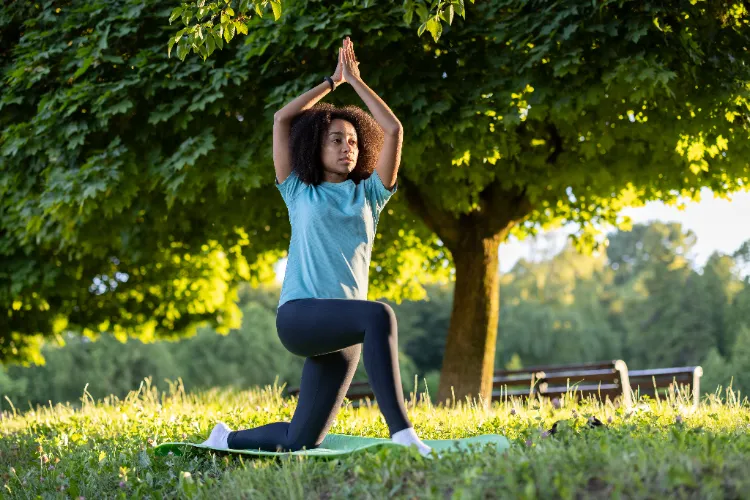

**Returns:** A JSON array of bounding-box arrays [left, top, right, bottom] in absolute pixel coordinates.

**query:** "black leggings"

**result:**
[[226, 298, 412, 452]]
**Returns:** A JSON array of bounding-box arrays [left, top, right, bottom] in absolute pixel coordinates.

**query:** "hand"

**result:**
[[331, 40, 345, 87], [341, 36, 361, 83]]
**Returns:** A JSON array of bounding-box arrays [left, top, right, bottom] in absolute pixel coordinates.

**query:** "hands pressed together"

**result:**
[[331, 36, 361, 88]]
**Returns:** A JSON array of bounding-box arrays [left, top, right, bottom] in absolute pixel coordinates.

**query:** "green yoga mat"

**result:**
[[154, 433, 510, 458]]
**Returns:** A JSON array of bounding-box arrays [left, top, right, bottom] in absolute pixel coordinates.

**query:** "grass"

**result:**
[[3, 377, 750, 499]]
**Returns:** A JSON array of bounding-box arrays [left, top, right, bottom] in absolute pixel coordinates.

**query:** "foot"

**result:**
[[391, 427, 436, 458], [201, 422, 232, 449]]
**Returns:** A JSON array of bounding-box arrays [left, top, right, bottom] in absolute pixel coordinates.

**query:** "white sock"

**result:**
[[201, 422, 232, 449], [391, 427, 434, 457]]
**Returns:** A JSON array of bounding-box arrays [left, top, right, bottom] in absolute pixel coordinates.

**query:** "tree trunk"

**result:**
[[436, 228, 507, 409], [399, 176, 532, 411]]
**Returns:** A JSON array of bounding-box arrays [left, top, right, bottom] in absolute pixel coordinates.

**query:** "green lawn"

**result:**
[[3, 379, 750, 499]]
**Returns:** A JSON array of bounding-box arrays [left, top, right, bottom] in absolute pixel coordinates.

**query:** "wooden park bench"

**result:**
[[627, 366, 703, 408], [286, 361, 703, 409], [490, 360, 633, 408]]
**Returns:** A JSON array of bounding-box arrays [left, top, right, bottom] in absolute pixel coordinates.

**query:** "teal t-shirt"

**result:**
[[275, 168, 398, 310]]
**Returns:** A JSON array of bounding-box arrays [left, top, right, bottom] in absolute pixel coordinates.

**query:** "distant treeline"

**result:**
[[3, 221, 749, 409]]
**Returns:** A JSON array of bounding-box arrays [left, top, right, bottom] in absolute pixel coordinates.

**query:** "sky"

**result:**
[[274, 188, 750, 282]]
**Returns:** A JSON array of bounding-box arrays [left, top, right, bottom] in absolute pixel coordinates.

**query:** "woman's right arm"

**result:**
[[273, 80, 340, 184]]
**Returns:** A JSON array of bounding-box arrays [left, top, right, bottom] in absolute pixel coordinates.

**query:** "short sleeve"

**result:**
[[275, 170, 305, 206], [364, 169, 398, 215]]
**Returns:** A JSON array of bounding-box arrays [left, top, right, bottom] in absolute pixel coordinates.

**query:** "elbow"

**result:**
[[274, 112, 291, 125], [385, 122, 403, 136]]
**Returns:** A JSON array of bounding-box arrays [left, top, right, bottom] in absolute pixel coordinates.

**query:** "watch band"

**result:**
[[324, 76, 334, 91]]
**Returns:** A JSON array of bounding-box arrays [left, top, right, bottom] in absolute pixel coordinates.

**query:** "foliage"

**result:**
[[166, 0, 474, 61], [2, 1, 749, 380], [4, 381, 750, 497]]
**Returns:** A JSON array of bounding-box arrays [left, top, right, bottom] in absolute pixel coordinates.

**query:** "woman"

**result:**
[[202, 37, 433, 457]]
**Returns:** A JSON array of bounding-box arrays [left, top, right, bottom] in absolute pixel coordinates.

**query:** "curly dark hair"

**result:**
[[288, 102, 384, 186]]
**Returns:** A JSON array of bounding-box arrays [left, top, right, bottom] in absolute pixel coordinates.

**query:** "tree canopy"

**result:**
[[2, 0, 749, 406]]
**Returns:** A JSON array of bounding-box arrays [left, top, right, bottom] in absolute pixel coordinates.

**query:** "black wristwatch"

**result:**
[[324, 76, 335, 91]]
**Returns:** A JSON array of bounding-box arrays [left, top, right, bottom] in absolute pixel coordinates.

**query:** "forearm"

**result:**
[[348, 77, 402, 134], [274, 80, 339, 122]]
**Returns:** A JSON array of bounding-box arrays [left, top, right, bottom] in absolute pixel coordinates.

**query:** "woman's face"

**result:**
[[321, 118, 359, 181]]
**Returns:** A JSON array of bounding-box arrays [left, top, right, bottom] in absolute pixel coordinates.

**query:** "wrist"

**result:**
[[330, 77, 344, 90]]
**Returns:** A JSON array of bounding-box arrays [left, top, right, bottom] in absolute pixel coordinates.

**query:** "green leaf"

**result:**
[[561, 24, 578, 40], [177, 41, 190, 60], [239, 0, 249, 12], [455, 0, 465, 18], [404, 7, 414, 25], [213, 31, 224, 49], [270, 0, 282, 20], [236, 21, 248, 35], [254, 3, 264, 17], [168, 38, 176, 58], [224, 22, 236, 43], [417, 21, 427, 37], [181, 10, 192, 26], [100, 54, 125, 64], [225, 7, 234, 15], [72, 57, 94, 80], [425, 17, 441, 41], [447, 4, 454, 25], [169, 6, 183, 23], [206, 34, 216, 56], [221, 12, 229, 23]]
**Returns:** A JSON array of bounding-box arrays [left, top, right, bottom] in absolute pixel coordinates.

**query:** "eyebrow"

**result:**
[[329, 132, 357, 138]]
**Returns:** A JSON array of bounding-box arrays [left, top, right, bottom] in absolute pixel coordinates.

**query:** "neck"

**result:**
[[322, 170, 348, 183]]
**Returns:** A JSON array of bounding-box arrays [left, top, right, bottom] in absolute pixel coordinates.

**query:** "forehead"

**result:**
[[328, 118, 357, 137]]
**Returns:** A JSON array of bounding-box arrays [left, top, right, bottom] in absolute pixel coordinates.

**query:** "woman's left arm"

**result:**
[[350, 78, 403, 190], [350, 77, 402, 135], [342, 37, 402, 190]]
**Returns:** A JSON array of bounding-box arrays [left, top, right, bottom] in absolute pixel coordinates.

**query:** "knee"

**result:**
[[277, 327, 304, 357], [372, 301, 397, 332]]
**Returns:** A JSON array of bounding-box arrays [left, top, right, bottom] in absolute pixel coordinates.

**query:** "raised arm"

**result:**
[[341, 37, 402, 191], [273, 48, 346, 184]]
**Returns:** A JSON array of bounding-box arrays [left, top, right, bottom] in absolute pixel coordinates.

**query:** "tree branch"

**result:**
[[478, 175, 534, 238], [399, 175, 461, 248]]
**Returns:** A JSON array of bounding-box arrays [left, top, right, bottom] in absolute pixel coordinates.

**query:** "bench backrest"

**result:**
[[628, 366, 703, 407], [492, 359, 632, 407]]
